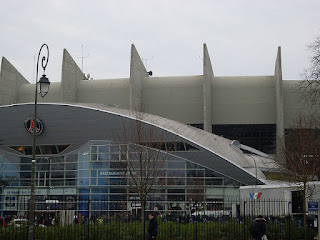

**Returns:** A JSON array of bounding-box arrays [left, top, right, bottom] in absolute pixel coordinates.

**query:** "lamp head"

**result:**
[[38, 74, 50, 97]]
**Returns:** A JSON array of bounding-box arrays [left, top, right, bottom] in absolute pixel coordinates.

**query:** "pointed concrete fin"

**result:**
[[274, 46, 285, 162], [202, 43, 213, 133], [274, 46, 282, 79], [203, 43, 214, 77], [130, 44, 147, 73], [130, 44, 148, 111], [0, 57, 29, 105], [61, 49, 84, 102]]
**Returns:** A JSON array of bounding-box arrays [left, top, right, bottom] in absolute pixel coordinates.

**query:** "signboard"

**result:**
[[99, 170, 124, 176], [308, 202, 318, 211], [24, 117, 44, 135], [131, 202, 141, 208], [249, 192, 262, 200], [3, 188, 76, 196]]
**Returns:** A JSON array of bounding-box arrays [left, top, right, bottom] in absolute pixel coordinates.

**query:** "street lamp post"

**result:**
[[28, 44, 50, 240]]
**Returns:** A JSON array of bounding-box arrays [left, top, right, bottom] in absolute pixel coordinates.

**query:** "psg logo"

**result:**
[[24, 117, 44, 135]]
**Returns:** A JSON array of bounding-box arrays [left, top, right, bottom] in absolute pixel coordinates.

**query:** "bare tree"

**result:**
[[280, 115, 320, 227], [115, 111, 169, 240], [299, 35, 320, 106]]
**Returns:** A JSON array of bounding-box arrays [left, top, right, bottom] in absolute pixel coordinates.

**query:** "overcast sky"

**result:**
[[0, 0, 319, 83]]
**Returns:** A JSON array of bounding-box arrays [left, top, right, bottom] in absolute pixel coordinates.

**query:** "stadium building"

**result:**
[[0, 44, 307, 216]]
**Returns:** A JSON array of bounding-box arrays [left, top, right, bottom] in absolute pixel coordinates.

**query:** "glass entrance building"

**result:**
[[0, 103, 267, 217]]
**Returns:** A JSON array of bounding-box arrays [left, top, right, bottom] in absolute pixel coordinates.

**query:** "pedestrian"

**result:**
[[147, 212, 157, 240], [250, 215, 267, 240]]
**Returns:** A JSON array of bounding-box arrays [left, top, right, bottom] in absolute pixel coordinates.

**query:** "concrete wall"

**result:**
[[77, 78, 130, 108], [0, 57, 29, 105], [212, 76, 276, 124], [142, 75, 203, 124], [282, 80, 317, 128], [18, 82, 62, 103]]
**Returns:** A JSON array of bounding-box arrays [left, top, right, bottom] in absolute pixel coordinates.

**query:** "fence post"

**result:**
[[243, 201, 246, 240], [195, 221, 198, 240], [88, 198, 90, 240], [288, 201, 291, 240], [318, 199, 320, 240]]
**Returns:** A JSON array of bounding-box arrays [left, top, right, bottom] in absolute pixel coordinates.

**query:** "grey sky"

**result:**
[[0, 0, 319, 83]]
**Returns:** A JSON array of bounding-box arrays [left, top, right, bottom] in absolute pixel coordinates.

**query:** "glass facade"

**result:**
[[190, 124, 276, 154], [0, 140, 242, 216]]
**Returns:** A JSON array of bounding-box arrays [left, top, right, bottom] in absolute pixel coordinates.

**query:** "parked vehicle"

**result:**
[[11, 219, 28, 228]]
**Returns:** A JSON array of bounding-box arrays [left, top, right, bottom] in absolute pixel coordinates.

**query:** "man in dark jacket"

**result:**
[[147, 212, 157, 240], [250, 215, 266, 240]]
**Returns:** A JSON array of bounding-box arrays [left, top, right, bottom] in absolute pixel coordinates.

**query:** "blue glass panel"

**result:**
[[4, 164, 19, 172], [79, 161, 90, 170], [91, 170, 97, 177], [110, 145, 119, 153], [91, 162, 109, 169], [98, 153, 109, 161], [110, 178, 126, 185], [98, 178, 108, 186], [98, 145, 109, 153], [79, 189, 89, 216], [92, 188, 108, 194], [78, 170, 89, 178], [91, 146, 97, 154], [91, 178, 97, 185]]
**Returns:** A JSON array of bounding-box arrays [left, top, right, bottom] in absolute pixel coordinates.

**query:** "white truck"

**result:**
[[239, 182, 320, 216]]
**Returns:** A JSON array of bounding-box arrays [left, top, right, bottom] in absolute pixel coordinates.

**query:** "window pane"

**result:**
[[110, 162, 126, 169], [175, 142, 185, 151], [98, 145, 109, 153], [91, 154, 97, 161], [187, 178, 204, 185], [167, 161, 185, 169], [205, 178, 223, 185], [98, 178, 108, 185], [91, 146, 97, 154], [98, 153, 109, 161], [187, 170, 204, 177], [167, 170, 184, 177], [186, 162, 203, 169]]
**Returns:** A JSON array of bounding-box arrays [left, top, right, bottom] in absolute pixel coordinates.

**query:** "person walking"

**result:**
[[250, 215, 267, 240], [147, 212, 157, 240]]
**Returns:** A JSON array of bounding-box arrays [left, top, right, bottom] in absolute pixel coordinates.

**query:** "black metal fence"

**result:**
[[0, 197, 318, 240]]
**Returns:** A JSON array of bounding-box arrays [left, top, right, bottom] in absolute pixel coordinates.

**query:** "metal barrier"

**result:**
[[0, 197, 318, 240]]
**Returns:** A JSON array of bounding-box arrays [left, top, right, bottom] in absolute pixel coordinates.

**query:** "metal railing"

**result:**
[[0, 196, 318, 240]]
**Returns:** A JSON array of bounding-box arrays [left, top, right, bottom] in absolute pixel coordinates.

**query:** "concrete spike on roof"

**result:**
[[130, 44, 148, 111], [0, 57, 29, 105], [274, 46, 285, 161], [203, 43, 213, 133], [61, 49, 84, 102]]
